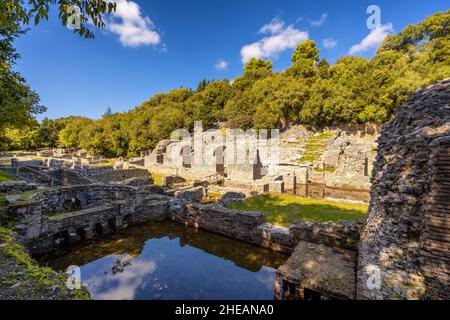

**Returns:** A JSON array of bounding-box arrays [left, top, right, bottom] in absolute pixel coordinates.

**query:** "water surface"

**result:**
[[42, 222, 288, 300]]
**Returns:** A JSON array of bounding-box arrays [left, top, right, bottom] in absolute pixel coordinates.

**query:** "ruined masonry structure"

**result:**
[[358, 79, 450, 300]]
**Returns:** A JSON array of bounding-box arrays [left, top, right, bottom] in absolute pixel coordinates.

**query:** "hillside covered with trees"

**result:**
[[1, 9, 449, 157]]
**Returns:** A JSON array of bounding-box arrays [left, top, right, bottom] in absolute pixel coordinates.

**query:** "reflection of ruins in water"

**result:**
[[40, 222, 289, 300]]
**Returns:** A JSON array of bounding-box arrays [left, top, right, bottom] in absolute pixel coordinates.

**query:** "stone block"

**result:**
[[269, 181, 284, 194]]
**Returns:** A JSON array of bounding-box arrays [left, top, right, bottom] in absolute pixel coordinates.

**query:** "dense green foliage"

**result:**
[[0, 1, 116, 150], [2, 10, 449, 157]]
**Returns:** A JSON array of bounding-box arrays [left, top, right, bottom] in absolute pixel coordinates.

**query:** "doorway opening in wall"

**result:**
[[77, 228, 86, 241], [181, 145, 191, 169], [93, 223, 103, 236], [214, 146, 226, 175]]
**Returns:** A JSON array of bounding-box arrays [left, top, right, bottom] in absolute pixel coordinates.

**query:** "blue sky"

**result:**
[[14, 0, 449, 120]]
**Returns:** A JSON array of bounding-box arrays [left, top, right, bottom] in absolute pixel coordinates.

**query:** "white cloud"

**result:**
[[241, 19, 309, 63], [215, 59, 229, 71], [311, 13, 328, 26], [105, 0, 161, 48], [349, 23, 394, 55], [259, 18, 285, 35], [322, 38, 337, 48]]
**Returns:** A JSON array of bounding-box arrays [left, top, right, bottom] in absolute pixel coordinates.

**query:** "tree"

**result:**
[[0, 0, 117, 150], [286, 40, 320, 79], [243, 58, 273, 81], [0, 0, 117, 40], [103, 107, 113, 118], [378, 9, 449, 53], [3, 8, 450, 155]]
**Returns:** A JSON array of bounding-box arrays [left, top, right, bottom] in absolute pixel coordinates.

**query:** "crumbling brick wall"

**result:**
[[357, 79, 450, 300]]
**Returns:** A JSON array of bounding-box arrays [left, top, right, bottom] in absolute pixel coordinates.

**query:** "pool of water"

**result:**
[[41, 222, 288, 300]]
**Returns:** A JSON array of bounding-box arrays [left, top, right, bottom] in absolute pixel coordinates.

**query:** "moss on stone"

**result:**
[[0, 170, 16, 182], [0, 226, 90, 300], [298, 131, 336, 164]]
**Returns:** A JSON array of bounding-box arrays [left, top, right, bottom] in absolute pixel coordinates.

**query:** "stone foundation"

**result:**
[[4, 184, 170, 256]]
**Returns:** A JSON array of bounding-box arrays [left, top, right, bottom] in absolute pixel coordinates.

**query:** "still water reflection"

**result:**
[[42, 222, 288, 300]]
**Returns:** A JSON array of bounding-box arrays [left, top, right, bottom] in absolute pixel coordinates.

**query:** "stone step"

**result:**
[[422, 263, 450, 275], [428, 234, 450, 244], [427, 216, 450, 225], [433, 194, 450, 200], [423, 243, 449, 255], [433, 204, 450, 211], [429, 225, 450, 237], [433, 190, 450, 197], [434, 170, 450, 175], [433, 177, 450, 183], [427, 210, 450, 219], [428, 218, 450, 227], [421, 255, 450, 267]]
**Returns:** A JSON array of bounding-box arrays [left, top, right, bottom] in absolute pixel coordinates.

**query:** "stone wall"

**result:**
[[4, 185, 171, 255], [0, 181, 38, 193], [170, 202, 361, 254], [29, 184, 144, 215], [171, 203, 265, 243], [296, 183, 370, 202], [49, 169, 93, 186], [89, 168, 150, 183], [290, 220, 362, 251], [358, 79, 450, 300]]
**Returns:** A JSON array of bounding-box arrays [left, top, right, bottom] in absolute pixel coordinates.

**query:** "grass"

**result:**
[[0, 226, 55, 286], [0, 227, 90, 299], [0, 193, 7, 207], [22, 189, 48, 201], [314, 166, 336, 173], [227, 194, 368, 226], [92, 158, 117, 167], [0, 170, 15, 182], [298, 131, 336, 164], [202, 191, 223, 204], [150, 172, 165, 186]]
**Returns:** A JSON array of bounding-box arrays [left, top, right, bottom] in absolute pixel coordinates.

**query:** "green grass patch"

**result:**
[[22, 189, 48, 201], [298, 131, 336, 164], [0, 193, 8, 207], [150, 172, 165, 186], [0, 170, 15, 182], [202, 191, 223, 204], [314, 166, 336, 173], [0, 226, 90, 299], [92, 158, 117, 167], [0, 226, 54, 286], [227, 194, 368, 226]]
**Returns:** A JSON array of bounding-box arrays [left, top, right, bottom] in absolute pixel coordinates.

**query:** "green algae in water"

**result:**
[[40, 222, 288, 300]]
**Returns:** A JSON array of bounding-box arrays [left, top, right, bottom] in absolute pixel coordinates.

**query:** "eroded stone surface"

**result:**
[[358, 79, 450, 300], [277, 241, 356, 300]]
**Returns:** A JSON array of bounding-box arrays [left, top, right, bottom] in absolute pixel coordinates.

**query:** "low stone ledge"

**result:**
[[0, 181, 39, 193], [290, 220, 362, 251], [218, 191, 246, 206], [174, 187, 206, 203], [277, 241, 356, 300], [171, 203, 265, 242], [256, 224, 294, 254]]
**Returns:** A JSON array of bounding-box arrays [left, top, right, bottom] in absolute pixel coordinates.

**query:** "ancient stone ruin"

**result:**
[[1, 80, 449, 301], [358, 79, 450, 300]]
